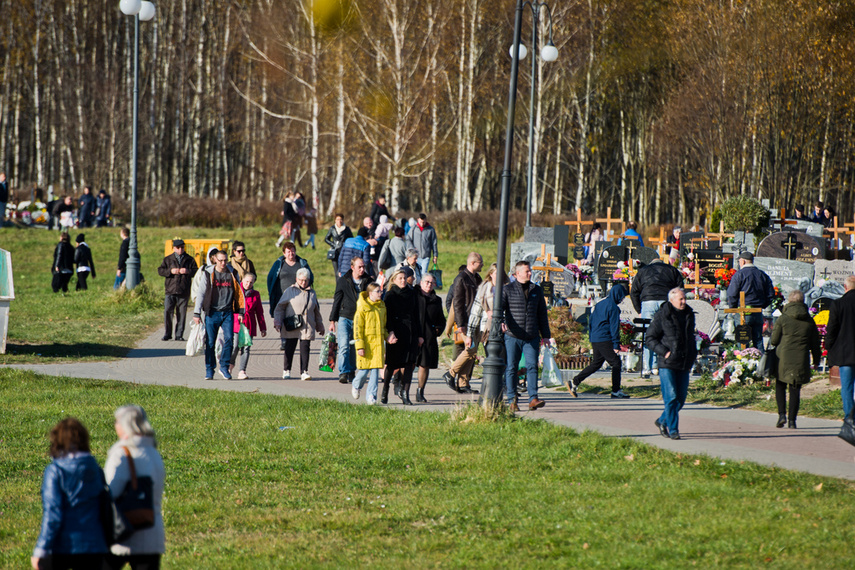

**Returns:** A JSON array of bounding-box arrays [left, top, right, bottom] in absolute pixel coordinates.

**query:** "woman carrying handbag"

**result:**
[[273, 267, 325, 380]]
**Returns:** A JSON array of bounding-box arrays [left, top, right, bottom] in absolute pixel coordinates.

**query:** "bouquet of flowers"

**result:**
[[712, 346, 763, 387], [565, 263, 592, 282], [612, 263, 632, 282], [679, 261, 695, 281], [813, 310, 829, 326], [619, 321, 636, 352], [768, 285, 784, 312], [714, 268, 736, 289], [695, 331, 711, 351]]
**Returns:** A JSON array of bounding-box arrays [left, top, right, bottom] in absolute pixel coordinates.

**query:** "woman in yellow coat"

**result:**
[[352, 283, 395, 404]]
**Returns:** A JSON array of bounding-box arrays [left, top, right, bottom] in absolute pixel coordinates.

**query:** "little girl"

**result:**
[[231, 273, 267, 379], [352, 282, 395, 404]]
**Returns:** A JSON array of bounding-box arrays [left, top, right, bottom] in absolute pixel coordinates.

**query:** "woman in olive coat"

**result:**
[[381, 268, 423, 405], [769, 290, 821, 428]]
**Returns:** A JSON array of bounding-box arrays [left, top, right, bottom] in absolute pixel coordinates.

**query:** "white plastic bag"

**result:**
[[541, 349, 563, 388], [185, 321, 205, 357]]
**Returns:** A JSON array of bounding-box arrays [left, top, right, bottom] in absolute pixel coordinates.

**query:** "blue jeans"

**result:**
[[659, 368, 690, 432], [336, 318, 355, 375], [840, 366, 854, 419], [354, 368, 380, 400], [745, 313, 765, 354], [640, 300, 664, 372], [204, 310, 234, 377], [417, 257, 431, 278], [504, 336, 540, 404], [114, 273, 126, 290]]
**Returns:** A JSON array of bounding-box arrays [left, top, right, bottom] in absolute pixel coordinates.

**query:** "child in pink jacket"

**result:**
[[230, 273, 267, 379]]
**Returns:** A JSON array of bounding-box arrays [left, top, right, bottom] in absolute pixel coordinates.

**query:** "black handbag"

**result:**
[[759, 346, 779, 379], [284, 314, 305, 331], [115, 447, 155, 530], [326, 248, 337, 260], [839, 413, 855, 447], [100, 483, 132, 545]]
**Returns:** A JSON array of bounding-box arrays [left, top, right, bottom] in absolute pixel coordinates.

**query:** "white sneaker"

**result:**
[[351, 386, 360, 400], [611, 389, 630, 399], [300, 372, 312, 381], [366, 396, 377, 405], [237, 371, 248, 380], [282, 370, 291, 379]]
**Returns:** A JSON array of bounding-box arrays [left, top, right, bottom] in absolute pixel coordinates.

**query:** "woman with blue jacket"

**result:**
[[32, 417, 108, 570]]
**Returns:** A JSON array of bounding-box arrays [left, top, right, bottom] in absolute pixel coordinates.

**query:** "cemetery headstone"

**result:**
[[805, 280, 845, 309], [813, 259, 855, 287], [523, 225, 569, 265], [631, 245, 660, 267], [695, 250, 734, 273], [596, 245, 626, 285], [532, 257, 575, 299], [510, 242, 554, 270], [572, 233, 586, 260], [756, 231, 824, 263], [687, 299, 718, 339], [788, 219, 825, 238], [0, 248, 14, 354], [679, 231, 705, 258], [618, 296, 639, 322], [753, 257, 815, 296]]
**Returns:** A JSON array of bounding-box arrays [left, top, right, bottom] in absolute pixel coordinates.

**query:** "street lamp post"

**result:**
[[517, 2, 558, 228], [119, 0, 155, 290], [481, 1, 558, 407]]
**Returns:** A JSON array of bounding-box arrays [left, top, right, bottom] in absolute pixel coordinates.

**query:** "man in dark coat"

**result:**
[[157, 239, 198, 341], [631, 259, 685, 378], [329, 257, 372, 384], [826, 275, 855, 420], [646, 288, 697, 440], [442, 252, 482, 393], [51, 232, 75, 293], [369, 196, 391, 229], [77, 186, 96, 228], [502, 260, 551, 411], [726, 251, 774, 352], [95, 190, 112, 227]]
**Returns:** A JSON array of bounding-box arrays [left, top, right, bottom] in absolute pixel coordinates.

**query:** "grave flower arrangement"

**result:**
[[813, 310, 829, 326], [679, 261, 695, 280], [768, 285, 784, 312], [714, 267, 736, 289], [565, 263, 592, 282], [695, 331, 711, 351], [712, 346, 763, 387], [612, 265, 632, 282], [619, 321, 636, 352]]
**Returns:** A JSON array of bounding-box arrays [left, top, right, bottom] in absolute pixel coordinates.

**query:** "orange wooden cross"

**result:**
[[595, 207, 622, 242], [690, 265, 716, 297], [724, 291, 763, 349], [535, 243, 548, 263], [531, 253, 564, 283], [706, 221, 734, 246], [564, 208, 594, 235], [771, 208, 797, 232], [825, 216, 848, 249]]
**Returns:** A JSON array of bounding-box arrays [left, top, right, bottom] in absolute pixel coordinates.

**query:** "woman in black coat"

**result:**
[[73, 233, 96, 291], [382, 269, 423, 405], [415, 273, 444, 403], [646, 288, 697, 441], [52, 232, 75, 293]]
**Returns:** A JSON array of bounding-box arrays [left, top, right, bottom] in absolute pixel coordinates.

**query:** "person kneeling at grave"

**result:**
[[565, 281, 630, 399]]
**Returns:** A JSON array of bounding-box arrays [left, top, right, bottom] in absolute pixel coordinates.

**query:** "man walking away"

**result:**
[[726, 251, 774, 352]]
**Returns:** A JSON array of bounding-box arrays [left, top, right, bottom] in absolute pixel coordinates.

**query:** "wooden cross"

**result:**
[[564, 208, 594, 235], [531, 253, 564, 281], [706, 221, 734, 246], [825, 216, 848, 249], [595, 207, 622, 242], [624, 238, 640, 265], [648, 227, 668, 257], [690, 265, 716, 298], [781, 232, 802, 260], [770, 208, 797, 232], [724, 291, 763, 349], [689, 237, 707, 252], [535, 243, 548, 263]]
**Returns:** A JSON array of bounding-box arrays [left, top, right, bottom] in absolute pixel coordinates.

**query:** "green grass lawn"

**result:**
[[0, 225, 498, 364], [2, 370, 854, 568]]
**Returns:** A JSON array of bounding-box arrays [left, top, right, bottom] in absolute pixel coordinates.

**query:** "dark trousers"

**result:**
[[76, 270, 90, 290], [776, 380, 802, 419], [284, 338, 310, 373], [746, 313, 765, 354], [108, 554, 161, 570], [573, 341, 622, 392], [164, 294, 189, 339], [52, 272, 73, 293], [383, 362, 416, 394]]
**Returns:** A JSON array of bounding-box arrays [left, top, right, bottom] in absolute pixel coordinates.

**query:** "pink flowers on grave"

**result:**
[[712, 346, 763, 387]]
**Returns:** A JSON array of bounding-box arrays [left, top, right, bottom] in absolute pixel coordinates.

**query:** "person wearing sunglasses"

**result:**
[[229, 241, 256, 282]]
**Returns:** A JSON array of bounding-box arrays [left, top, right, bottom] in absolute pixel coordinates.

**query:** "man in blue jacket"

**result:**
[[565, 282, 630, 398], [337, 233, 374, 279], [726, 251, 774, 352]]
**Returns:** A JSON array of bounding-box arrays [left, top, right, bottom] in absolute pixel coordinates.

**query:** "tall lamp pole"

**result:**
[[481, 1, 558, 406], [521, 2, 558, 227], [119, 0, 155, 290]]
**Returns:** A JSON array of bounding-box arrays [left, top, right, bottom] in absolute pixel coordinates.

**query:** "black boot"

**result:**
[[788, 420, 797, 429], [401, 383, 413, 405], [392, 372, 402, 398], [416, 388, 427, 403], [381, 384, 389, 404], [776, 414, 786, 428]]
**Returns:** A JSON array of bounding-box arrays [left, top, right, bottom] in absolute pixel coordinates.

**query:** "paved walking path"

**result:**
[[7, 300, 855, 480]]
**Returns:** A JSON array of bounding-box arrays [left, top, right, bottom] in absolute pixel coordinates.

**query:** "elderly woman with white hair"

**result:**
[[104, 405, 165, 570], [274, 267, 325, 381], [769, 289, 821, 429]]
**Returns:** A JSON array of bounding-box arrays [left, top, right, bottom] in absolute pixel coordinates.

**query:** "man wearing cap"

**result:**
[[727, 251, 774, 352], [157, 239, 198, 341]]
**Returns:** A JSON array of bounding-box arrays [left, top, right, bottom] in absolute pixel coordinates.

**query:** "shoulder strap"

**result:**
[[122, 446, 139, 491]]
